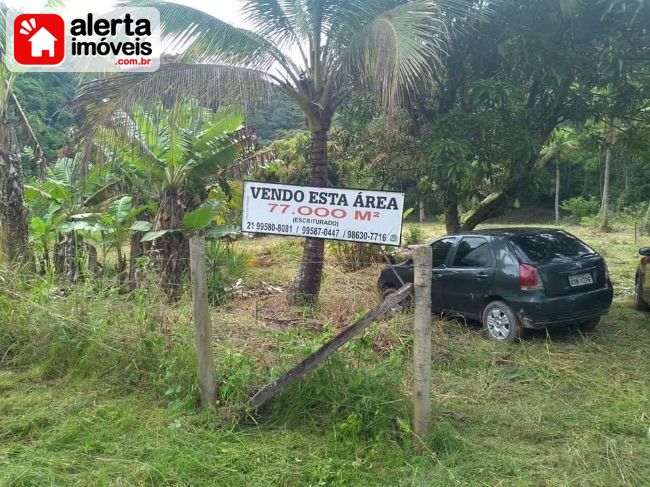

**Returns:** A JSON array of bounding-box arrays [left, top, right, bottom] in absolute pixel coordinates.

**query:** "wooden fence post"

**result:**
[[189, 236, 217, 409], [412, 244, 432, 451]]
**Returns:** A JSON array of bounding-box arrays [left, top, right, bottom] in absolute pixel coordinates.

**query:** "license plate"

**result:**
[[569, 273, 593, 287]]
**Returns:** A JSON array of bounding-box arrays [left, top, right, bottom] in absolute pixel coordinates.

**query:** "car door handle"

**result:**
[[475, 272, 489, 280], [432, 273, 442, 280]]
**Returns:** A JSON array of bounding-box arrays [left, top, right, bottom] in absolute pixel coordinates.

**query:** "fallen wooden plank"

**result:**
[[248, 283, 413, 410]]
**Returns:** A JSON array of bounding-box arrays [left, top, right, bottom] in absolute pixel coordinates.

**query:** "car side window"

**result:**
[[452, 237, 491, 268], [430, 238, 455, 267]]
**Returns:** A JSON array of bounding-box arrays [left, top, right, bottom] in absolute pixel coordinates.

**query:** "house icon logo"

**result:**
[[13, 14, 65, 66]]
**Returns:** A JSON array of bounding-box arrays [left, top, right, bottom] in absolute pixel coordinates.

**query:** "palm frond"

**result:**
[[119, 0, 288, 71], [339, 0, 451, 110], [224, 148, 277, 179], [73, 63, 275, 135], [241, 0, 302, 48]]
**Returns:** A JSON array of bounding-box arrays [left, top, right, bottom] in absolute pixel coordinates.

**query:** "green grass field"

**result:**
[[1, 223, 649, 486]]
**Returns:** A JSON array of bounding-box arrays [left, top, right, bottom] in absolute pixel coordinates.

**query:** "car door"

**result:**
[[442, 236, 495, 319], [429, 237, 456, 313]]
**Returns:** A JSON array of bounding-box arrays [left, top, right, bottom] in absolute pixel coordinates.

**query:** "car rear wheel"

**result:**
[[634, 278, 649, 311], [482, 301, 521, 343]]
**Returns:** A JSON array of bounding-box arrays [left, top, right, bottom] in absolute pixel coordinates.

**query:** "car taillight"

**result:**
[[520, 264, 543, 291]]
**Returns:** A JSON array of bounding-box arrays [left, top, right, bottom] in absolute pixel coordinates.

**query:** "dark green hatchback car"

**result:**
[[378, 228, 614, 342]]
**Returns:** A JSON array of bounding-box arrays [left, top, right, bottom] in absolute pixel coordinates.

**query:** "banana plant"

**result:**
[[68, 195, 153, 284], [24, 156, 120, 278], [100, 103, 254, 296], [29, 211, 56, 274]]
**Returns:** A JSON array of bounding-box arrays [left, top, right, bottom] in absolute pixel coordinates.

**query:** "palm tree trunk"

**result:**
[[0, 119, 31, 266], [288, 130, 328, 305], [88, 243, 99, 276], [600, 121, 615, 232], [150, 189, 188, 299], [555, 160, 561, 224], [54, 232, 81, 282]]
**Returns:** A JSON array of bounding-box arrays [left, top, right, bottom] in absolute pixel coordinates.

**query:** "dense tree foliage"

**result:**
[[246, 92, 305, 144], [1, 0, 649, 303], [12, 74, 76, 164]]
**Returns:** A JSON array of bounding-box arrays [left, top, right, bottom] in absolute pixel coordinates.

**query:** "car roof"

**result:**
[[437, 227, 567, 238]]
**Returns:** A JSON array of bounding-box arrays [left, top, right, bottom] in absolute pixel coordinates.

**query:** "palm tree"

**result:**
[[0, 4, 47, 266], [74, 0, 470, 304], [536, 127, 578, 224], [0, 79, 32, 266]]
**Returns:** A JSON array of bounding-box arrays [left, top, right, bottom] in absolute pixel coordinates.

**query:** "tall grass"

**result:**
[[1, 223, 650, 485]]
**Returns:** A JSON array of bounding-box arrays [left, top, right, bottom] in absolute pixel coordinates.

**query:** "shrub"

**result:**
[[560, 196, 600, 221], [329, 242, 383, 272], [403, 225, 425, 245], [205, 241, 250, 305]]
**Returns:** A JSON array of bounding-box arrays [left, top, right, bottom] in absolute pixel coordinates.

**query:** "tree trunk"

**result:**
[[600, 121, 615, 232], [0, 119, 31, 267], [443, 194, 461, 233], [150, 188, 188, 299], [555, 160, 561, 224], [642, 201, 650, 236], [461, 192, 510, 231], [419, 199, 426, 223], [88, 243, 99, 277], [287, 130, 329, 305]]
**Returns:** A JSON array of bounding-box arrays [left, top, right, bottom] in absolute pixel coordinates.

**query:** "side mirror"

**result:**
[[640, 247, 650, 256]]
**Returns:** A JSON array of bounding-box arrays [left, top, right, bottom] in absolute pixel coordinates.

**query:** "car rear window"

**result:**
[[508, 231, 593, 263], [430, 237, 455, 267]]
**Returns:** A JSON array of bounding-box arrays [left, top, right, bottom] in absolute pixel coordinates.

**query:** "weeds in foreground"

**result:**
[[1, 224, 650, 485]]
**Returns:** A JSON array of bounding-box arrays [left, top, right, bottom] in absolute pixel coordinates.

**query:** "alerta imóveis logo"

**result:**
[[5, 7, 160, 73], [13, 14, 65, 66]]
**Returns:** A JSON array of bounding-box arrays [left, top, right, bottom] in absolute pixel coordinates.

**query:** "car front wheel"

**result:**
[[634, 278, 649, 311], [482, 301, 522, 343], [379, 285, 412, 312]]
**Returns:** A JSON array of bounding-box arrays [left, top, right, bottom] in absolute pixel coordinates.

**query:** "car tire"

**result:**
[[634, 277, 649, 311], [578, 317, 600, 332], [380, 285, 411, 312], [482, 301, 521, 343]]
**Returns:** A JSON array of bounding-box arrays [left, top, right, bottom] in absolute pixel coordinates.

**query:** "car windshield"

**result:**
[[508, 231, 594, 263]]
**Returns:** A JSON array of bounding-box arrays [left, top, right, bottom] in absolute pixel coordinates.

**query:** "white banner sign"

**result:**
[[242, 181, 405, 246]]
